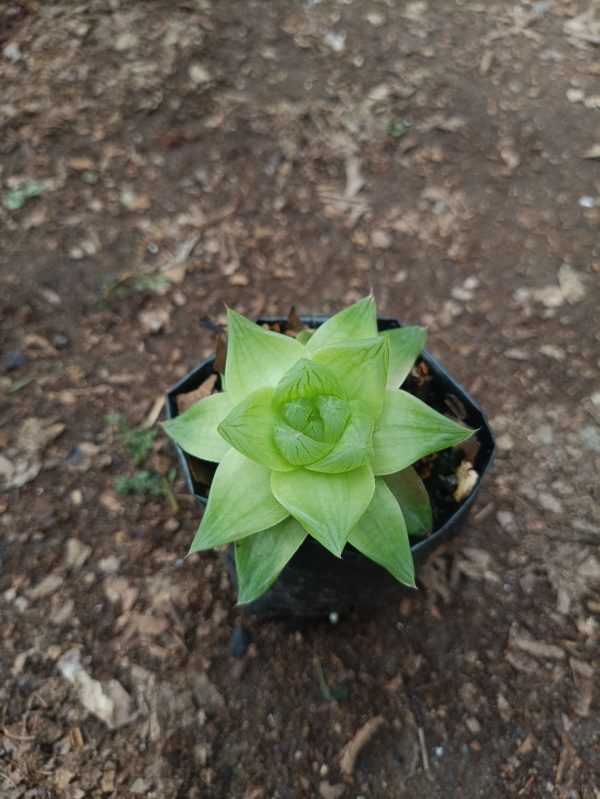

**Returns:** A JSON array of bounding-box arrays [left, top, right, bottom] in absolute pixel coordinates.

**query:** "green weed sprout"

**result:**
[[165, 297, 474, 603]]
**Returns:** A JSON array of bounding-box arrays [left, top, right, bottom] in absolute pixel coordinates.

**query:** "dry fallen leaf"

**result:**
[[57, 648, 135, 729]]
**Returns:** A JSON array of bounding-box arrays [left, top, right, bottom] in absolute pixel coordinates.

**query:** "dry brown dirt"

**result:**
[[1, 1, 599, 797]]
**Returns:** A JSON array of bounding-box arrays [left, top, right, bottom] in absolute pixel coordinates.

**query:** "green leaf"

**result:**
[[307, 401, 374, 473], [296, 330, 313, 345], [190, 449, 288, 552], [217, 387, 294, 471], [312, 337, 389, 418], [273, 358, 346, 407], [315, 395, 350, 442], [225, 309, 304, 405], [273, 421, 334, 466], [235, 517, 307, 603], [371, 390, 475, 475], [271, 464, 375, 556], [384, 466, 432, 537], [385, 326, 427, 388], [305, 296, 378, 353], [164, 392, 233, 463], [348, 479, 415, 587]]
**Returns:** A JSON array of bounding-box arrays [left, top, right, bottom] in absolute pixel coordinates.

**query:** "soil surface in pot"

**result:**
[[1, 2, 598, 798]]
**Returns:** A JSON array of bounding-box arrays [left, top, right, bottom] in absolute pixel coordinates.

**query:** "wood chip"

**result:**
[[26, 573, 64, 600], [570, 657, 594, 717], [339, 716, 386, 775], [509, 626, 566, 660]]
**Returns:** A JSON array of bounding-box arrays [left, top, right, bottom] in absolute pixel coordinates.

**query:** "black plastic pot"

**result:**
[[165, 317, 495, 618]]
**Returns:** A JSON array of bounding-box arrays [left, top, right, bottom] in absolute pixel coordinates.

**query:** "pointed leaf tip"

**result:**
[[305, 296, 378, 354]]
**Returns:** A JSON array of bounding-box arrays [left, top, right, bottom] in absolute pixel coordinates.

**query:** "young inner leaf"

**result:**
[[273, 358, 346, 408]]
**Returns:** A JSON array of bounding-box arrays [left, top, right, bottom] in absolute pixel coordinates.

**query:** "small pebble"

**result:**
[[1, 350, 27, 371], [497, 510, 515, 531], [230, 625, 250, 659], [3, 43, 24, 62], [533, 425, 554, 446], [537, 492, 562, 514], [63, 446, 85, 466]]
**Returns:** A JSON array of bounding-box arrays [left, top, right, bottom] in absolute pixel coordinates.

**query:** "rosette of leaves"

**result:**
[[165, 297, 475, 602]]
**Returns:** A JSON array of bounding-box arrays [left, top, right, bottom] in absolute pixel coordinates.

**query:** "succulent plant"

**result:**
[[165, 297, 475, 602]]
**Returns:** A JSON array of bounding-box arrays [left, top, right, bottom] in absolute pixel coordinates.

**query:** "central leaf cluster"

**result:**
[[271, 359, 370, 471]]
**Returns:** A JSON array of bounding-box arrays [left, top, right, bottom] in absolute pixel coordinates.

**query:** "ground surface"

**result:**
[[1, 1, 599, 797]]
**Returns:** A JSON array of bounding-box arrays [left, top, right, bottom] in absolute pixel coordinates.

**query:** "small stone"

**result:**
[[496, 433, 514, 451], [51, 334, 69, 348], [323, 31, 346, 52], [465, 716, 481, 734], [139, 308, 170, 335], [98, 555, 120, 575], [496, 510, 516, 531], [583, 95, 600, 110], [531, 286, 564, 308], [120, 190, 149, 212], [500, 147, 521, 170], [129, 778, 149, 795], [3, 43, 24, 62], [319, 782, 346, 799], [451, 286, 473, 302], [371, 229, 391, 249], [580, 425, 600, 453], [230, 626, 250, 659], [566, 88, 584, 103], [537, 492, 562, 514], [1, 350, 27, 371], [365, 11, 385, 26], [533, 425, 554, 446], [63, 446, 86, 466], [113, 32, 138, 52], [188, 63, 213, 85]]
